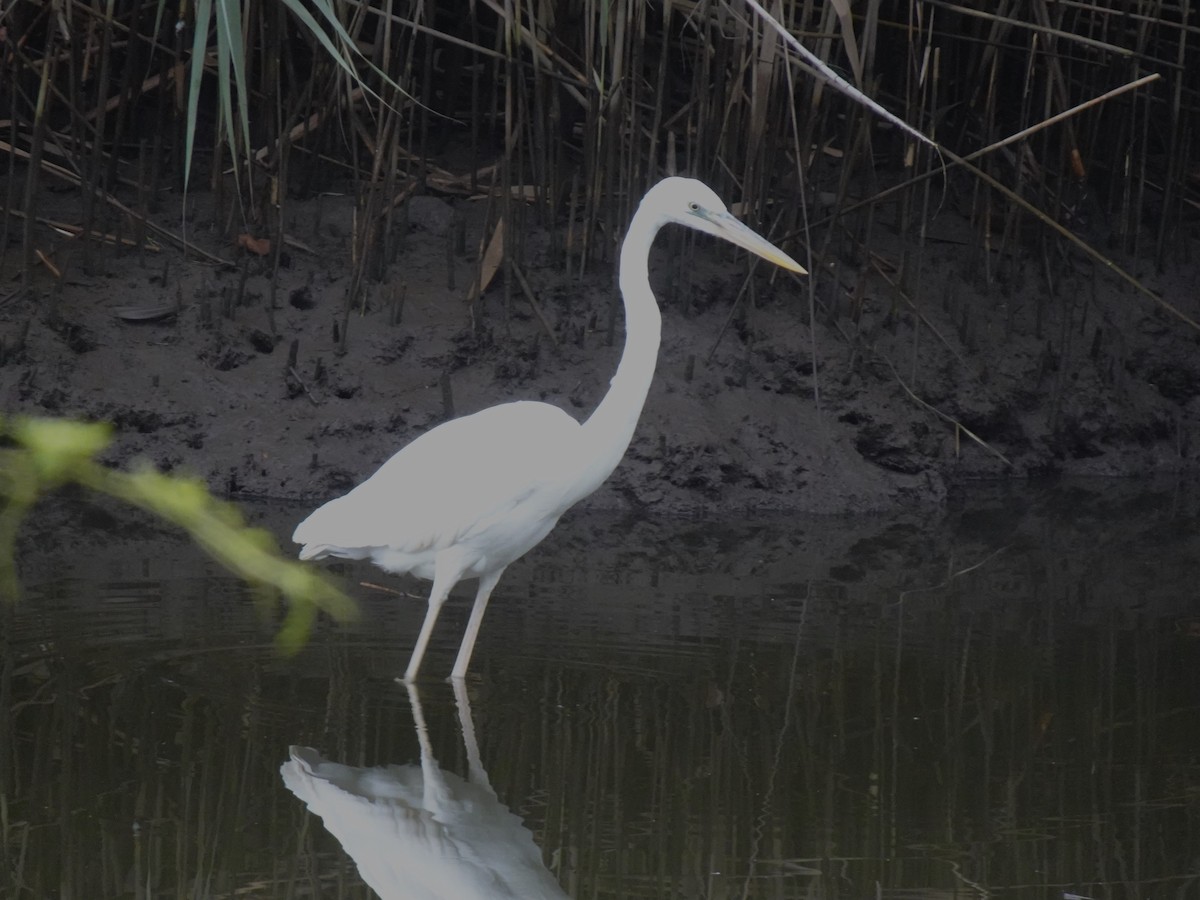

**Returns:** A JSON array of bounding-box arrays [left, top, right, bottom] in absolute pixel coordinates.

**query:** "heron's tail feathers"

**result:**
[[296, 542, 371, 562], [293, 495, 372, 559]]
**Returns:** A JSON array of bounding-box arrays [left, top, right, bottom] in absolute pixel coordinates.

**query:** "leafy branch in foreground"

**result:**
[[0, 416, 356, 653]]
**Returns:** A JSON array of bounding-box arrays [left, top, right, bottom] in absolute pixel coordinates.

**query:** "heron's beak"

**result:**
[[712, 212, 807, 275]]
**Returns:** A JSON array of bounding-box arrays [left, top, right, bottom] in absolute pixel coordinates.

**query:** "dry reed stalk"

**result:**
[[1, 80, 18, 273], [922, 0, 1135, 59], [0, 0, 1192, 386], [809, 71, 1162, 239], [3, 208, 160, 251], [20, 38, 57, 286]]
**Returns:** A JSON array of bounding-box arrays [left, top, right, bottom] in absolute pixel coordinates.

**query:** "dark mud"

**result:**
[[3, 179, 1199, 514]]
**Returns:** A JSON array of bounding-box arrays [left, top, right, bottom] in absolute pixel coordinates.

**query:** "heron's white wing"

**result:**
[[293, 401, 582, 559]]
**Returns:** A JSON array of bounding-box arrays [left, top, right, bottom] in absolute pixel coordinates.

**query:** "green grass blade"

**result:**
[[280, 0, 365, 83], [213, 0, 249, 193], [280, 0, 423, 110], [184, 0, 213, 191]]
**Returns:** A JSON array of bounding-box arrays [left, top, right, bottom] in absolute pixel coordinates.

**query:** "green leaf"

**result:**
[[213, 0, 250, 195], [11, 418, 113, 487], [180, 0, 427, 194], [275, 599, 317, 656], [279, 0, 369, 85], [279, 0, 420, 110], [184, 0, 214, 192], [112, 465, 358, 627], [0, 416, 356, 648]]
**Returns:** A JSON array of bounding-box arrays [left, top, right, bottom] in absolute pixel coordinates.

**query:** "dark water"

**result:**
[[4, 482, 1200, 898]]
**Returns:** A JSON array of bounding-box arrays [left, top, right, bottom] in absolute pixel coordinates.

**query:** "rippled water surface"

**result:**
[[5, 482, 1200, 898]]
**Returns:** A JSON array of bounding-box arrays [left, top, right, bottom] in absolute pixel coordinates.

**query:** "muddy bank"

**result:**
[[18, 477, 1200, 632], [2, 181, 1199, 514]]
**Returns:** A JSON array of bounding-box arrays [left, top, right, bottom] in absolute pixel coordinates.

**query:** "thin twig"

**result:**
[[881, 355, 1012, 467], [287, 367, 321, 406], [1, 137, 231, 267]]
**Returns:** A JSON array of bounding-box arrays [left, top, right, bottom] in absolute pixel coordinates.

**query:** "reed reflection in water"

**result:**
[[3, 485, 1199, 897]]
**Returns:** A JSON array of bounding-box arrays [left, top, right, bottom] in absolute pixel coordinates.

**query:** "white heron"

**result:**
[[293, 176, 805, 681]]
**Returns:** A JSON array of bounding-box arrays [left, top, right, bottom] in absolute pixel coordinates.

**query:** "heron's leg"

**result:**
[[450, 567, 505, 680], [404, 557, 462, 682]]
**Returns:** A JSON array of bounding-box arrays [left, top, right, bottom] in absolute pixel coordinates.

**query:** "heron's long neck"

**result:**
[[570, 208, 663, 500]]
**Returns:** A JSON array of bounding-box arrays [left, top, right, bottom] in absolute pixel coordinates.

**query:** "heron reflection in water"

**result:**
[[293, 178, 806, 680], [281, 681, 567, 899]]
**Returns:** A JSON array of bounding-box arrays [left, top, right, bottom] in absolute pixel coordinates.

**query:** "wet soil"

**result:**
[[3, 177, 1199, 514]]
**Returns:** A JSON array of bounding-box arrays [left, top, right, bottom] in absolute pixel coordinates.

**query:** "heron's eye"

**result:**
[[687, 201, 700, 212]]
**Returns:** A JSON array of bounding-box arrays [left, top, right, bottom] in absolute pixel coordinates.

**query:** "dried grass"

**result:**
[[0, 0, 1194, 390]]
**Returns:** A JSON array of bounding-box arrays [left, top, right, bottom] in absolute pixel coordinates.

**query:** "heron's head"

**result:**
[[643, 177, 806, 274]]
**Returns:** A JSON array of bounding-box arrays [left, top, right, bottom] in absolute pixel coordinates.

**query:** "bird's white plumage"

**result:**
[[294, 177, 805, 680], [294, 401, 581, 579]]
